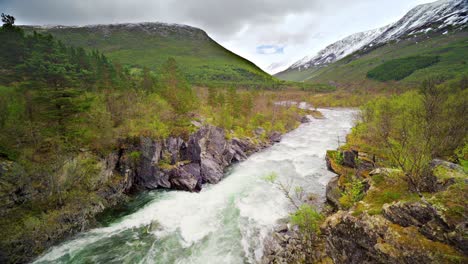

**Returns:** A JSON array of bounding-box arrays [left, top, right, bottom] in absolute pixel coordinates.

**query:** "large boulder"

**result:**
[[169, 163, 202, 192]]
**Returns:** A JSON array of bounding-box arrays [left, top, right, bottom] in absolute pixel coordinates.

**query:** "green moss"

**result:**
[[429, 181, 467, 224], [387, 224, 466, 263], [357, 172, 419, 215], [432, 165, 466, 181]]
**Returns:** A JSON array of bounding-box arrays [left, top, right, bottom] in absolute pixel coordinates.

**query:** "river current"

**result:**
[[34, 108, 357, 264]]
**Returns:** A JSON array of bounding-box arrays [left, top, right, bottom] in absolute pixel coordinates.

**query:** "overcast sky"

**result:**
[[1, 0, 435, 73]]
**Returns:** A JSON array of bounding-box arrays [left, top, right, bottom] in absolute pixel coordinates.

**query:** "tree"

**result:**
[[158, 58, 197, 115], [1, 13, 15, 27], [140, 67, 155, 92], [0, 14, 24, 68]]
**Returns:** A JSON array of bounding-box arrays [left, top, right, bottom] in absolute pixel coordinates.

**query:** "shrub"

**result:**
[[290, 204, 324, 234], [339, 178, 365, 209]]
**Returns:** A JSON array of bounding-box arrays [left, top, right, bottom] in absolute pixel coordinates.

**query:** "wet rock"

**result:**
[[275, 224, 289, 233], [269, 131, 282, 143], [326, 176, 342, 209], [169, 163, 202, 192], [226, 138, 248, 163], [301, 115, 312, 123]]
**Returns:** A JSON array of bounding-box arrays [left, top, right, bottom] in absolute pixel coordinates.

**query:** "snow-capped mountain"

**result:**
[[284, 0, 467, 72], [288, 26, 389, 70], [28, 22, 210, 40]]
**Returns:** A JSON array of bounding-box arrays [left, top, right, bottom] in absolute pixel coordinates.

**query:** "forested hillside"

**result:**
[[0, 16, 314, 263], [23, 23, 276, 88]]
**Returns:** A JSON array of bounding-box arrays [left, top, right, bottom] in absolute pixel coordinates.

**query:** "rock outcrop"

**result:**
[[382, 201, 468, 254], [113, 125, 279, 192], [321, 152, 467, 263], [265, 149, 467, 264], [323, 211, 463, 264]]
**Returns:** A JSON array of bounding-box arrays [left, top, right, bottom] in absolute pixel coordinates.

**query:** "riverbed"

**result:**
[[34, 108, 357, 264]]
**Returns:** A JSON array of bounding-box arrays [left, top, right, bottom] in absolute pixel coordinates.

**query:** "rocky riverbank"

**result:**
[[0, 111, 315, 263], [263, 148, 467, 263]]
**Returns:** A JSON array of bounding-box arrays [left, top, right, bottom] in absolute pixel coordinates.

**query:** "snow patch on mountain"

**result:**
[[29, 22, 209, 40], [286, 0, 467, 72], [290, 26, 389, 70]]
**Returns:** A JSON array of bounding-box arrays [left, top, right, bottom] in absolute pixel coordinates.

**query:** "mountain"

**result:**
[[23, 22, 274, 86], [277, 0, 468, 82]]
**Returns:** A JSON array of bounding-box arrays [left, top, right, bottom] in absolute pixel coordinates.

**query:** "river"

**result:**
[[34, 108, 357, 264]]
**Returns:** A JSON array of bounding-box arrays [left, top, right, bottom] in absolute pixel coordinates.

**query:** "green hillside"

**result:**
[[23, 23, 274, 87], [277, 30, 468, 89]]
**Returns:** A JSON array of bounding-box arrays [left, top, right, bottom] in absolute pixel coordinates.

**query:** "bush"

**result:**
[[339, 178, 365, 209], [290, 204, 324, 234]]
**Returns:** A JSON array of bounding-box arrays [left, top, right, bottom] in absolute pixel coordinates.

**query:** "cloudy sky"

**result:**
[[1, 0, 435, 73]]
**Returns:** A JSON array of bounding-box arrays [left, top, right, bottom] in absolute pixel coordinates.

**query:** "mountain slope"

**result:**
[[303, 30, 468, 90], [23, 22, 273, 86], [277, 0, 468, 82]]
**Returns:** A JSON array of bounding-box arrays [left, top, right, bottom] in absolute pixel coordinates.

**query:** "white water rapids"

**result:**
[[34, 108, 356, 264]]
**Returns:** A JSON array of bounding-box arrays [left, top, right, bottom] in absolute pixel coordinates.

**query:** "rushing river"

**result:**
[[34, 108, 356, 264]]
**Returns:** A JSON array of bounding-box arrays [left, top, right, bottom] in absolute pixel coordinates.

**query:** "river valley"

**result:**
[[34, 108, 357, 264]]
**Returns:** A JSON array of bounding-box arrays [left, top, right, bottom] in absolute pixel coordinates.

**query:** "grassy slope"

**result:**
[[276, 30, 468, 90], [24, 25, 274, 86]]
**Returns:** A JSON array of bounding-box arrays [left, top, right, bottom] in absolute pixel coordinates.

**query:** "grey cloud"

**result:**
[[1, 0, 357, 35], [169, 0, 319, 35]]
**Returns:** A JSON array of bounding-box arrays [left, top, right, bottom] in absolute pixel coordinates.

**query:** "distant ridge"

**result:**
[[277, 0, 468, 81]]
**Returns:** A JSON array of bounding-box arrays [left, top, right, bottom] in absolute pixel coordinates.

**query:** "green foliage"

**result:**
[[263, 172, 278, 183], [455, 142, 468, 173], [367, 56, 440, 81], [339, 177, 365, 209], [335, 152, 344, 165], [24, 24, 275, 88], [357, 76, 467, 190], [157, 58, 197, 116], [0, 21, 315, 263], [129, 151, 142, 163], [290, 204, 323, 234], [277, 30, 468, 89]]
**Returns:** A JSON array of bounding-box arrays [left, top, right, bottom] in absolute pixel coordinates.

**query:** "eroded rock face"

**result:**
[[169, 163, 202, 192], [323, 212, 456, 264], [113, 125, 278, 192], [383, 201, 468, 254]]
